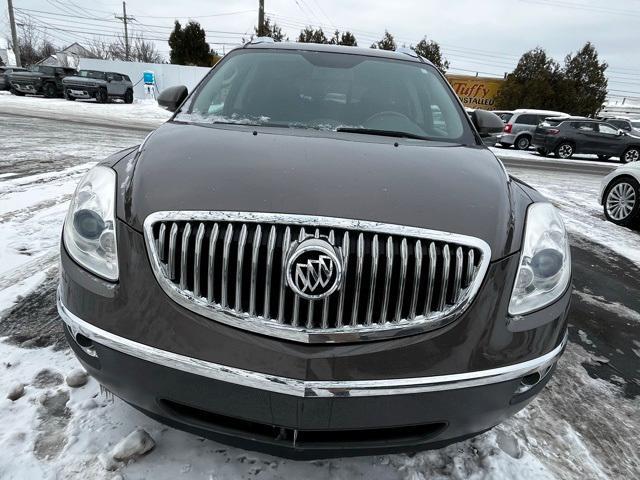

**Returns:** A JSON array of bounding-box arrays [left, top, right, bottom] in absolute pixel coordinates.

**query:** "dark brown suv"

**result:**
[[58, 41, 571, 459]]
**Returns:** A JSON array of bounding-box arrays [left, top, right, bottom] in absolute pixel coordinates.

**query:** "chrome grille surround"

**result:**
[[143, 211, 491, 344]]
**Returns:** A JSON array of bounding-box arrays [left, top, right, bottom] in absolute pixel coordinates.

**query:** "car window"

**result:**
[[515, 114, 539, 125], [39, 66, 54, 75], [598, 123, 619, 135], [571, 122, 595, 131], [112, 74, 123, 81], [608, 120, 631, 131], [123, 75, 131, 82], [498, 113, 513, 122], [185, 50, 472, 143]]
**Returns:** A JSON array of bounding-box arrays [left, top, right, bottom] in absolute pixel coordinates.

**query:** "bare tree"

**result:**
[[17, 19, 42, 66], [87, 34, 162, 63]]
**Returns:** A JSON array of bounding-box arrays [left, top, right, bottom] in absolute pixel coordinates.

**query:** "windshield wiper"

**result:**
[[335, 127, 433, 141]]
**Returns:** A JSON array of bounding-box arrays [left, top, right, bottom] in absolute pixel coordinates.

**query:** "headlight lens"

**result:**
[[509, 202, 571, 316], [63, 166, 118, 281]]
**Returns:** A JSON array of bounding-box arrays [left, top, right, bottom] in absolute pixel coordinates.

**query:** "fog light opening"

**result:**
[[514, 371, 543, 395], [75, 333, 98, 358]]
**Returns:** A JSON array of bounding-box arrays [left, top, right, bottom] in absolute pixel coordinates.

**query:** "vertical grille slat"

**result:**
[[207, 223, 220, 303], [453, 247, 464, 303], [193, 223, 205, 297], [179, 223, 192, 290], [380, 237, 394, 323], [321, 230, 335, 329], [336, 231, 350, 328], [249, 225, 262, 317], [466, 249, 475, 286], [438, 245, 451, 311], [365, 234, 379, 326], [409, 240, 422, 319], [221, 224, 234, 308], [168, 223, 178, 280], [425, 242, 437, 315], [263, 225, 276, 319], [277, 227, 291, 323], [158, 223, 167, 262], [148, 214, 487, 342], [351, 233, 365, 327], [394, 238, 408, 323], [235, 224, 248, 312]]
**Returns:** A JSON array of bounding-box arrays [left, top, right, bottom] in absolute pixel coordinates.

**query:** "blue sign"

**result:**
[[143, 71, 155, 85]]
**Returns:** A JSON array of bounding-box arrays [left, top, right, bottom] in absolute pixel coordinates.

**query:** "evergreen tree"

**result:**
[[371, 31, 396, 51], [169, 21, 213, 66], [297, 27, 329, 44], [411, 38, 449, 73], [329, 30, 357, 46], [562, 42, 608, 117], [255, 17, 287, 42], [495, 47, 564, 111]]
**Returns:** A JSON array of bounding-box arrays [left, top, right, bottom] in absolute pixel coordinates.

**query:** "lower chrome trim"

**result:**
[[57, 295, 567, 398]]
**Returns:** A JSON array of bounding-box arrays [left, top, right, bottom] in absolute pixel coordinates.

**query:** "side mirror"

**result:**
[[618, 129, 625, 136], [471, 109, 504, 137], [158, 85, 188, 112]]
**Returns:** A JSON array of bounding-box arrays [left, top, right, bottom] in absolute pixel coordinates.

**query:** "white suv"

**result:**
[[498, 109, 569, 150]]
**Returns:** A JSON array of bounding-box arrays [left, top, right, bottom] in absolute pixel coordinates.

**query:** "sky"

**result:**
[[1, 0, 639, 99]]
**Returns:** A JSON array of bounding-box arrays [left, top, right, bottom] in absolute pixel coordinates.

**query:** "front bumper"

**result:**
[[11, 81, 39, 94], [59, 295, 566, 458], [64, 83, 100, 98], [58, 216, 570, 457]]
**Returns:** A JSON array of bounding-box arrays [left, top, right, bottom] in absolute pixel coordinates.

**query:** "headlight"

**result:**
[[509, 203, 571, 316], [63, 166, 118, 281]]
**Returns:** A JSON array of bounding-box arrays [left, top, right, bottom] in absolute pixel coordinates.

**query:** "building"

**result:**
[[37, 42, 94, 69]]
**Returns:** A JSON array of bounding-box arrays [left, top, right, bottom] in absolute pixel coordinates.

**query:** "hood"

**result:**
[[118, 122, 530, 261], [62, 75, 106, 86]]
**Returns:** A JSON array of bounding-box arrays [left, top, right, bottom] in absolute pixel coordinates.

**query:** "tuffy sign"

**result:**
[[446, 75, 504, 111]]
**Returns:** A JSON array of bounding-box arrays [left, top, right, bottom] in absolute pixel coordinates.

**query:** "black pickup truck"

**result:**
[[8, 65, 77, 98]]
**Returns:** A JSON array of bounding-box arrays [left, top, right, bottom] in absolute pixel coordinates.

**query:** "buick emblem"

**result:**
[[286, 238, 342, 300]]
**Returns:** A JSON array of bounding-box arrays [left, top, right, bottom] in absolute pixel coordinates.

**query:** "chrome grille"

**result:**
[[144, 212, 491, 343]]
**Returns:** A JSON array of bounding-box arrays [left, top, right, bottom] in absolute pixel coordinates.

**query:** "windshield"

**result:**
[[78, 70, 106, 80], [182, 49, 470, 143], [629, 120, 640, 129]]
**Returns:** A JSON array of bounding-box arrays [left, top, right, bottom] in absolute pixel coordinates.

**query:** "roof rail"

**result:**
[[395, 47, 424, 63]]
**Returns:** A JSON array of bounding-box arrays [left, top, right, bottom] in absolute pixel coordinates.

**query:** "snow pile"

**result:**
[[0, 94, 171, 130]]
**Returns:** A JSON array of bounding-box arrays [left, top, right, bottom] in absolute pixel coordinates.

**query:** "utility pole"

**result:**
[[258, 0, 265, 36], [7, 0, 21, 66], [115, 1, 133, 61]]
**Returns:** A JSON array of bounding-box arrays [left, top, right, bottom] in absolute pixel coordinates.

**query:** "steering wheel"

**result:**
[[363, 111, 424, 135], [365, 111, 413, 125]]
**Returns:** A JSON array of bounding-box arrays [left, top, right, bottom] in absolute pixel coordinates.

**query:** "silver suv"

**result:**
[[498, 109, 569, 150], [62, 70, 134, 104]]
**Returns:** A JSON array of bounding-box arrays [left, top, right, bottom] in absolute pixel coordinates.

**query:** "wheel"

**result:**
[[536, 148, 548, 157], [515, 136, 531, 150], [555, 142, 574, 159], [603, 177, 640, 227], [621, 147, 640, 163], [597, 155, 611, 161], [43, 82, 57, 98], [10, 87, 25, 96], [96, 88, 108, 103], [124, 89, 134, 104]]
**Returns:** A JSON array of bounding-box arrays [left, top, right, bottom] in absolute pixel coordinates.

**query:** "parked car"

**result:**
[[533, 117, 640, 162], [602, 117, 640, 136], [466, 108, 499, 146], [600, 161, 640, 227], [58, 42, 570, 459], [492, 110, 514, 123], [498, 109, 569, 150], [0, 66, 26, 90], [8, 65, 77, 97], [62, 70, 134, 103]]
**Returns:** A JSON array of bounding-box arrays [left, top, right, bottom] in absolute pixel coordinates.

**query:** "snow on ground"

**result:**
[[490, 146, 616, 167], [0, 91, 170, 130], [509, 167, 640, 267]]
